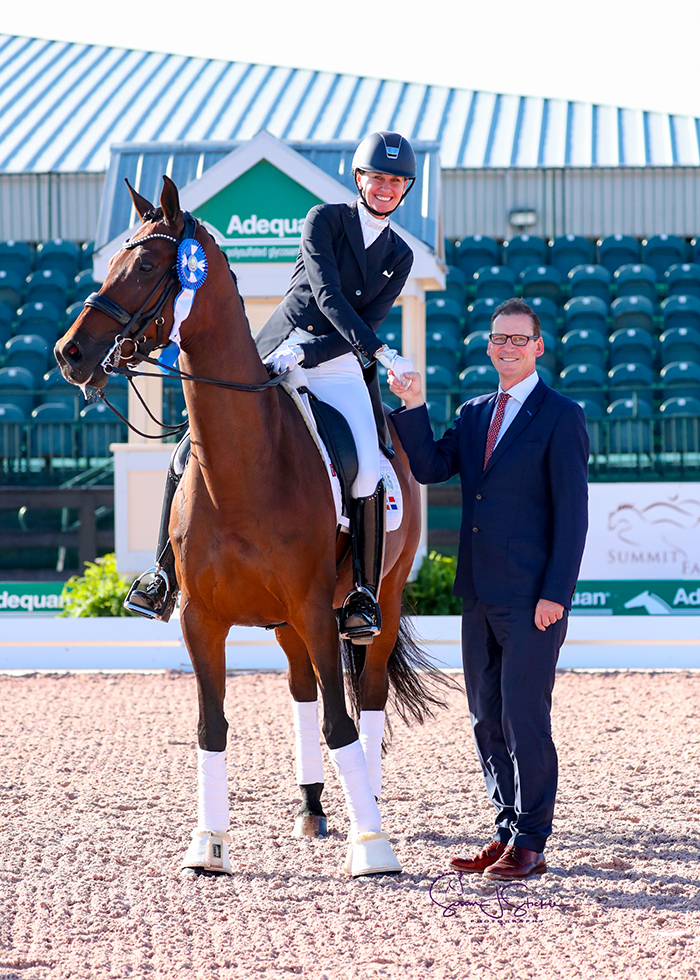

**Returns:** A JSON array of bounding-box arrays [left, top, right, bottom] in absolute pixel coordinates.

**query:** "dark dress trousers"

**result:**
[[255, 201, 413, 368], [391, 380, 589, 851]]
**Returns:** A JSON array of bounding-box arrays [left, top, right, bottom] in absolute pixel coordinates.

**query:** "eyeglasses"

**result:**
[[489, 333, 538, 346]]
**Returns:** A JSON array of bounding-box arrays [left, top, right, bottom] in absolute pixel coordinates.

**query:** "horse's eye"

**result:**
[[139, 260, 154, 273]]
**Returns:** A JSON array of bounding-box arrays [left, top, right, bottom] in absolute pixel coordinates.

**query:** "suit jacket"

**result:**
[[391, 380, 589, 609], [255, 201, 413, 369]]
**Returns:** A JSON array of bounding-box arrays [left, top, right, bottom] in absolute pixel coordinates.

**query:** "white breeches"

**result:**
[[288, 329, 380, 498]]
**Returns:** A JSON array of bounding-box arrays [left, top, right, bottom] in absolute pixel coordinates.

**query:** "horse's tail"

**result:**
[[340, 613, 460, 743]]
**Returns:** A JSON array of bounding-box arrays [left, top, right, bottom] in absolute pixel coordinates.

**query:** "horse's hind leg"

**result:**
[[179, 603, 232, 875], [276, 626, 327, 838]]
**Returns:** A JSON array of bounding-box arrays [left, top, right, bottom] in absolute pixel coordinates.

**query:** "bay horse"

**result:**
[[55, 176, 447, 878]]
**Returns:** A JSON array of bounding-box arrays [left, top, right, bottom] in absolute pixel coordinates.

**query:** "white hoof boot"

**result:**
[[344, 832, 402, 877], [182, 830, 233, 875]]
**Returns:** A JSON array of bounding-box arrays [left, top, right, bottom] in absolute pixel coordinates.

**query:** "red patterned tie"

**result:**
[[483, 392, 510, 469]]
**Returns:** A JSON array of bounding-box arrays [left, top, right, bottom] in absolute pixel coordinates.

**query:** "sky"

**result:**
[[3, 0, 700, 117]]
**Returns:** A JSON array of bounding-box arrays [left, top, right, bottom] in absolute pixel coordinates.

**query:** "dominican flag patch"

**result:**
[[379, 458, 403, 532], [387, 494, 399, 512]]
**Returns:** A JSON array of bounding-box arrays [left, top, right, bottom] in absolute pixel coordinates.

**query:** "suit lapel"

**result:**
[[342, 202, 366, 279], [483, 380, 546, 473], [474, 394, 497, 480]]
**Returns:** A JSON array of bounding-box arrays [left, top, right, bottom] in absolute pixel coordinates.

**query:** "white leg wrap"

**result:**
[[329, 740, 381, 837], [197, 748, 229, 834], [359, 710, 385, 799], [292, 700, 324, 785]]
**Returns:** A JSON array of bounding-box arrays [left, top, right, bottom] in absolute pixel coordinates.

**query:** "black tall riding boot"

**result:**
[[339, 481, 386, 644], [124, 433, 189, 622]]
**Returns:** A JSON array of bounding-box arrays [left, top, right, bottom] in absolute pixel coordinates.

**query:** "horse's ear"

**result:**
[[160, 175, 181, 225], [124, 178, 154, 220]]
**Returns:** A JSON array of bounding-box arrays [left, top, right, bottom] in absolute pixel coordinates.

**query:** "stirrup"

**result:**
[[339, 585, 382, 643], [124, 566, 177, 623]]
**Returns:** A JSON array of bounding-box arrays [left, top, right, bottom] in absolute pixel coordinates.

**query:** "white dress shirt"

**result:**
[[490, 370, 540, 449], [358, 199, 389, 248]]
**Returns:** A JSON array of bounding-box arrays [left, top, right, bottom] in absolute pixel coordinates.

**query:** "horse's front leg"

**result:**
[[276, 625, 327, 838], [179, 601, 232, 875]]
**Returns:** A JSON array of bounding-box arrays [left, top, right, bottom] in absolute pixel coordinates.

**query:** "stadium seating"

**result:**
[[100, 373, 129, 416], [660, 362, 700, 400], [598, 234, 640, 274], [660, 294, 700, 333], [64, 302, 84, 329], [80, 402, 127, 457], [0, 270, 22, 310], [563, 296, 609, 335], [568, 265, 611, 303], [538, 330, 557, 374], [425, 394, 452, 426], [559, 363, 606, 412], [3, 335, 50, 379], [473, 266, 516, 302], [0, 403, 24, 457], [609, 328, 654, 369], [613, 264, 657, 304], [0, 366, 35, 416], [528, 296, 558, 336], [520, 265, 563, 305], [463, 330, 491, 367], [665, 264, 700, 300], [427, 267, 468, 307], [35, 239, 80, 279], [15, 302, 61, 346], [466, 297, 498, 333], [502, 235, 547, 275], [41, 367, 81, 415], [459, 364, 498, 398], [425, 364, 454, 391], [79, 241, 95, 270], [25, 269, 68, 309], [574, 397, 604, 453], [29, 402, 75, 458], [0, 241, 32, 279], [610, 296, 655, 334], [608, 362, 654, 400], [642, 234, 686, 277], [607, 397, 652, 453], [426, 338, 459, 375], [426, 297, 462, 343], [659, 326, 700, 365], [660, 396, 700, 453], [453, 236, 499, 278], [561, 329, 606, 369], [549, 235, 593, 276], [0, 303, 12, 350], [536, 364, 554, 387]]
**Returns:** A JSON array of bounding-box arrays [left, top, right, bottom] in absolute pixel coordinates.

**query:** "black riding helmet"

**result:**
[[351, 131, 417, 217]]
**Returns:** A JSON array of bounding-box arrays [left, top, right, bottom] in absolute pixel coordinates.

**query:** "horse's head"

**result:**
[[55, 175, 191, 390]]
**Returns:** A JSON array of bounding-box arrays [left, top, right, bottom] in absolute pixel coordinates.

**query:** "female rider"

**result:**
[[126, 131, 416, 642]]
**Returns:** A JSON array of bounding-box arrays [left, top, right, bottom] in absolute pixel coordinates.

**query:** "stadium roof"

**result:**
[[2, 33, 700, 173]]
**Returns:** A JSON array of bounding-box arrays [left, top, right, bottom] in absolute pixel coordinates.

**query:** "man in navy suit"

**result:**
[[389, 297, 589, 880]]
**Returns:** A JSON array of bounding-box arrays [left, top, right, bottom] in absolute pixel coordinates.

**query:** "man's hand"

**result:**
[[534, 599, 565, 632], [388, 370, 425, 410]]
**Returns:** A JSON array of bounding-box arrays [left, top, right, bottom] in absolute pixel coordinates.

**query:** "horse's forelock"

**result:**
[[141, 206, 165, 223]]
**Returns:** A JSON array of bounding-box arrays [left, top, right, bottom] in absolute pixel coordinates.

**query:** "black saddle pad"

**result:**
[[302, 390, 358, 514]]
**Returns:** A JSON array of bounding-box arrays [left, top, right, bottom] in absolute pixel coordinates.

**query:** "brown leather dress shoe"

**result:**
[[449, 840, 508, 874], [482, 845, 547, 880]]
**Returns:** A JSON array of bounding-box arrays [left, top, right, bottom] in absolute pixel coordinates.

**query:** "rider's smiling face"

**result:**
[[356, 171, 407, 215]]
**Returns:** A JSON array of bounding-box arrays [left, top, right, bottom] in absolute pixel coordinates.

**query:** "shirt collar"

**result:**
[[498, 370, 540, 404], [358, 198, 390, 233]]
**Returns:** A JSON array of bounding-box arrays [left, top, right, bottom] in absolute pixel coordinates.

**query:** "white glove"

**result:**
[[375, 346, 414, 386], [263, 344, 305, 375]]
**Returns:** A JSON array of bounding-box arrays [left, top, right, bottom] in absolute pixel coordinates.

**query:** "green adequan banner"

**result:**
[[193, 160, 322, 263], [0, 582, 67, 613], [574, 580, 700, 615]]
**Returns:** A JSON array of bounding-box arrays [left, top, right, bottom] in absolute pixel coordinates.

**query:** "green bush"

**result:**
[[403, 550, 462, 615], [59, 553, 134, 617]]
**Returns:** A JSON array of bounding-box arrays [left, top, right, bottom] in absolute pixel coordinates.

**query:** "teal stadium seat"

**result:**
[[454, 236, 499, 279], [538, 329, 557, 375], [0, 402, 24, 457], [466, 297, 498, 333], [35, 239, 80, 280], [608, 362, 654, 400], [30, 402, 75, 458], [568, 265, 611, 304], [665, 264, 700, 300], [642, 234, 686, 277], [691, 239, 700, 266], [15, 302, 61, 346], [563, 296, 609, 336], [502, 235, 547, 275], [549, 235, 593, 276], [520, 265, 563, 306], [611, 296, 655, 334], [41, 367, 80, 416], [559, 363, 606, 413], [660, 294, 700, 333], [536, 365, 554, 387], [0, 366, 35, 416], [80, 402, 127, 457], [72, 269, 101, 304], [79, 241, 95, 271], [425, 364, 454, 391], [528, 296, 559, 336], [0, 303, 13, 350], [613, 264, 657, 304], [425, 395, 452, 427], [377, 324, 401, 350], [607, 397, 652, 453], [660, 362, 700, 400], [659, 326, 700, 366], [598, 235, 640, 274], [0, 241, 32, 279], [660, 397, 700, 454], [459, 364, 499, 398], [25, 269, 68, 309], [561, 329, 606, 370], [101, 373, 129, 416], [609, 328, 654, 369], [0, 270, 22, 310], [426, 297, 462, 345], [574, 397, 604, 453], [473, 266, 516, 303], [463, 330, 491, 367], [3, 335, 50, 380], [64, 302, 84, 329]]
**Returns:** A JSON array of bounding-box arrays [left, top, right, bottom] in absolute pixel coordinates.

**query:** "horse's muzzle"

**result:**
[[54, 334, 106, 389]]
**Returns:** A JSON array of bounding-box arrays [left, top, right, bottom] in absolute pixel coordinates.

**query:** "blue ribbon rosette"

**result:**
[[156, 239, 208, 373]]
